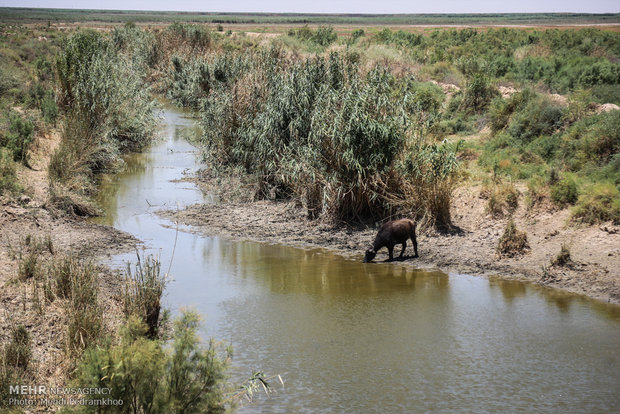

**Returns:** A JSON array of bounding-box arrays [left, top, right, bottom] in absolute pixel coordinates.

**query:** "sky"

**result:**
[[0, 0, 618, 14]]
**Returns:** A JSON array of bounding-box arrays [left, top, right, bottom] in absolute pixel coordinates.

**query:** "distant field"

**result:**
[[1, 8, 619, 26]]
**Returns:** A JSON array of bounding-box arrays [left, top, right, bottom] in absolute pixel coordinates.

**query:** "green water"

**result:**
[[94, 106, 620, 413]]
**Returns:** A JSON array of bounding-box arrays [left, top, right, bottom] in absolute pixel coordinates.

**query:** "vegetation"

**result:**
[[1, 17, 619, 413], [155, 24, 620, 225], [1, 8, 618, 25], [50, 27, 157, 211], [1, 325, 33, 408], [0, 24, 60, 194], [123, 253, 167, 339], [552, 244, 572, 266], [497, 219, 530, 257], [74, 312, 231, 413]]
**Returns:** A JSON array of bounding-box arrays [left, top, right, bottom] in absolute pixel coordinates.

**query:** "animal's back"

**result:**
[[377, 219, 415, 244]]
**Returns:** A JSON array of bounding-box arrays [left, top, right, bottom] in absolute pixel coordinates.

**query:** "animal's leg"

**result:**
[[388, 245, 394, 261], [400, 241, 406, 257], [411, 233, 418, 257]]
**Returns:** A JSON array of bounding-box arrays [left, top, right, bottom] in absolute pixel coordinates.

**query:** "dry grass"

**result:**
[[551, 244, 573, 267], [496, 219, 530, 257]]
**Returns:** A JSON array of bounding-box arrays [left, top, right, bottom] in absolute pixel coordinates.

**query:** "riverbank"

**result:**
[[0, 130, 137, 390], [159, 171, 620, 305]]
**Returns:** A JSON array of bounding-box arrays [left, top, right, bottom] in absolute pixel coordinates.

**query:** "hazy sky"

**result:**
[[0, 0, 618, 14]]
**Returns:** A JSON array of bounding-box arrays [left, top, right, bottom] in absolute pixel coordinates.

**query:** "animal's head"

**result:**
[[363, 248, 376, 263]]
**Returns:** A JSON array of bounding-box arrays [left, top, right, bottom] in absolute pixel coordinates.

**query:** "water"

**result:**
[[93, 106, 620, 413]]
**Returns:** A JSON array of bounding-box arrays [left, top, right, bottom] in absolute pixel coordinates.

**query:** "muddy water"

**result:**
[[94, 107, 620, 413]]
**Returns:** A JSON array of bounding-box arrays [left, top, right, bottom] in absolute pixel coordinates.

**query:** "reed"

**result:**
[[123, 253, 167, 339]]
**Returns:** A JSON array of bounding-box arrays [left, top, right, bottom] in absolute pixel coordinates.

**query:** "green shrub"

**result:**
[[74, 312, 230, 413], [572, 183, 620, 225], [2, 111, 34, 163], [196, 49, 460, 225], [166, 22, 211, 49], [48, 110, 99, 195], [0, 147, 20, 195], [591, 84, 620, 106], [312, 26, 337, 46], [550, 175, 579, 207], [40, 94, 58, 125], [458, 75, 499, 114], [561, 110, 620, 174], [487, 88, 538, 134], [506, 96, 564, 144], [56, 30, 157, 152], [350, 29, 365, 43], [526, 175, 548, 208]]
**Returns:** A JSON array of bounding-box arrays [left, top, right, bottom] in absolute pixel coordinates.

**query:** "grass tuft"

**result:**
[[497, 219, 530, 257]]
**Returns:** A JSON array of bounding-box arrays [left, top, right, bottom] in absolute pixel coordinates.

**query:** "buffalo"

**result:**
[[363, 219, 418, 263]]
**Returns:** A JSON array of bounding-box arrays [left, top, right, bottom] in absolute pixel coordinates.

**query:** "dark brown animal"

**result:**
[[363, 219, 418, 262]]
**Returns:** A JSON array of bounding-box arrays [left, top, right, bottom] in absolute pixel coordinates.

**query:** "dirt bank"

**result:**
[[0, 130, 138, 390], [159, 173, 620, 305]]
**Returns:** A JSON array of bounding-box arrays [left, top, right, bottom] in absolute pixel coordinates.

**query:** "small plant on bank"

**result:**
[[4, 325, 32, 370], [484, 182, 520, 217], [0, 148, 21, 195], [123, 253, 167, 339], [552, 244, 572, 267], [2, 110, 34, 164], [550, 175, 579, 207], [572, 183, 620, 225], [63, 256, 102, 357], [0, 325, 33, 408], [496, 219, 530, 257]]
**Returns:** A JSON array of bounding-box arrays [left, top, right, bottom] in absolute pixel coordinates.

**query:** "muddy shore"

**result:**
[[159, 173, 620, 305]]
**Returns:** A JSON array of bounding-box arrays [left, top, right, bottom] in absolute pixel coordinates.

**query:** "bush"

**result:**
[[497, 219, 530, 257], [487, 88, 538, 134], [74, 312, 230, 413], [550, 175, 579, 207], [350, 29, 365, 43], [123, 254, 167, 339], [506, 96, 564, 144], [56, 30, 157, 153], [458, 75, 499, 114], [197, 50, 459, 225], [572, 183, 620, 225], [562, 110, 620, 170], [168, 23, 212, 49], [526, 175, 548, 208], [0, 147, 20, 195], [48, 110, 99, 195], [2, 110, 34, 163], [485, 182, 520, 217], [289, 25, 337, 47], [312, 26, 338, 46]]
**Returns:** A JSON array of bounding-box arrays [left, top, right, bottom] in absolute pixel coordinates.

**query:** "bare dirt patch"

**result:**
[[159, 175, 620, 305]]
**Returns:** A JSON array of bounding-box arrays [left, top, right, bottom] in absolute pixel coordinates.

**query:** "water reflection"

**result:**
[[213, 241, 449, 297]]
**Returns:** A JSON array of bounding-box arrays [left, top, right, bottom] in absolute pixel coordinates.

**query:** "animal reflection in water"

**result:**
[[364, 219, 419, 263]]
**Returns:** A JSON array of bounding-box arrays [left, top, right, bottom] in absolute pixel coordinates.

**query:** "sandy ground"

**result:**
[[159, 174, 620, 305], [0, 130, 137, 391]]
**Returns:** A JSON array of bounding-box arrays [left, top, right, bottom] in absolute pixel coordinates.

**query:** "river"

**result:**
[[93, 106, 620, 413]]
